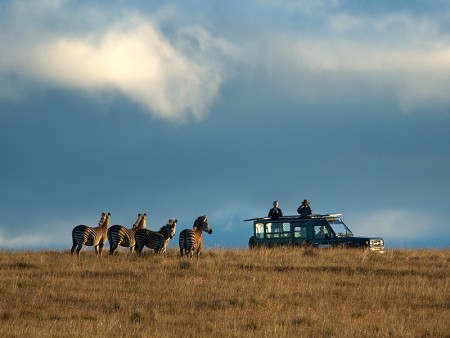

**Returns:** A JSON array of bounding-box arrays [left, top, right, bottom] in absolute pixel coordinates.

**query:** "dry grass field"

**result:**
[[0, 247, 449, 337]]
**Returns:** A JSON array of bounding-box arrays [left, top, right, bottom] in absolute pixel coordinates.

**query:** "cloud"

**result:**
[[0, 228, 55, 249], [248, 8, 450, 114], [0, 215, 99, 250], [0, 1, 236, 121], [2, 0, 450, 119], [351, 209, 449, 245]]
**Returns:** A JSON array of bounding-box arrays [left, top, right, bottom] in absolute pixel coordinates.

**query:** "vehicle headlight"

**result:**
[[369, 239, 384, 247]]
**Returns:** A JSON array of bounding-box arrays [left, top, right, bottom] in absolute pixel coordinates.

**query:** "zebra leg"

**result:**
[[71, 233, 78, 255], [159, 243, 166, 255], [180, 240, 188, 257], [110, 243, 118, 255], [76, 244, 83, 256], [136, 244, 143, 256], [98, 243, 105, 256], [156, 241, 163, 255], [179, 234, 185, 257]]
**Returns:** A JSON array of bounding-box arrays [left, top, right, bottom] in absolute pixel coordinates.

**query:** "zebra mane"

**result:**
[[159, 225, 168, 233], [158, 224, 175, 239], [193, 215, 207, 230], [97, 212, 107, 226], [131, 213, 142, 228]]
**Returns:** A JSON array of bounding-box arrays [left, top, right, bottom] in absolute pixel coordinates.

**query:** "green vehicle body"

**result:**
[[245, 214, 384, 251]]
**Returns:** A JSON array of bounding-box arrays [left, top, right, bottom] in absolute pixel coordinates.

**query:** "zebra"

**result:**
[[134, 219, 177, 256], [179, 215, 212, 259], [71, 212, 111, 256], [107, 213, 147, 255]]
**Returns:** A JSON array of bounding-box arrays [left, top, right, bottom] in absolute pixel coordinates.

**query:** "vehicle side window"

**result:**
[[314, 225, 331, 239], [281, 222, 291, 238], [265, 222, 291, 238], [265, 223, 277, 238], [265, 222, 273, 235], [255, 223, 264, 239], [294, 226, 307, 238]]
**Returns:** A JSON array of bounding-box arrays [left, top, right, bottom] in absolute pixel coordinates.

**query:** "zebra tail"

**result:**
[[72, 230, 77, 246], [107, 231, 112, 246]]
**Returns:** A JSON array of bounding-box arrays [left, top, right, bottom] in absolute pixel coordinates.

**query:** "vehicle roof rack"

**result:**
[[243, 213, 342, 222], [312, 213, 343, 219]]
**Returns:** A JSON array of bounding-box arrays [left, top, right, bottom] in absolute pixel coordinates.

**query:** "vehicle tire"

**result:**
[[248, 236, 256, 249]]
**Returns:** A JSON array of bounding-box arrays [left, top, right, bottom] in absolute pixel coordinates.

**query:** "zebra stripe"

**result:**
[[107, 213, 147, 255], [71, 212, 111, 256], [135, 219, 177, 256], [179, 215, 212, 259]]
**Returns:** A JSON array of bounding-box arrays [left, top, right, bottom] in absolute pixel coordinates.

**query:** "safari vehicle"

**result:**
[[245, 214, 384, 251]]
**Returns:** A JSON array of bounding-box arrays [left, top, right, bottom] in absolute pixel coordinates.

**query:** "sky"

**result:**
[[1, 0, 449, 251]]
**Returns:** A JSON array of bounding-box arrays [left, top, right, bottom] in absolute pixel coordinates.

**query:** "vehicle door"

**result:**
[[292, 221, 308, 246], [311, 222, 335, 248]]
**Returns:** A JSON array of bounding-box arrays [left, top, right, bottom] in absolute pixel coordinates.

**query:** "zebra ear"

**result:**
[[193, 226, 197, 231]]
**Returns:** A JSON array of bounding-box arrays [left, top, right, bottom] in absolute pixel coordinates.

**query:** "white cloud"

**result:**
[[350, 209, 449, 243], [0, 228, 54, 249], [0, 1, 236, 121], [0, 219, 76, 250], [28, 20, 222, 120], [253, 10, 450, 114], [2, 0, 450, 118]]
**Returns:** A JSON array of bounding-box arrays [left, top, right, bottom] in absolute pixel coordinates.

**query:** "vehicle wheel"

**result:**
[[248, 236, 255, 249]]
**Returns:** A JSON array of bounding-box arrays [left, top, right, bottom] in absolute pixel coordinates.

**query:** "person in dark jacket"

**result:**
[[268, 201, 283, 220], [297, 199, 312, 218]]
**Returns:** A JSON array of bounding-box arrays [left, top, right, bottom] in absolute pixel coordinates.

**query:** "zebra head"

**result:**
[[98, 212, 111, 228], [194, 215, 212, 234], [167, 219, 177, 239], [132, 213, 147, 229]]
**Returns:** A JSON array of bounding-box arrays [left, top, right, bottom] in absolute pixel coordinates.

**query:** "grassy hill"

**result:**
[[0, 247, 449, 337]]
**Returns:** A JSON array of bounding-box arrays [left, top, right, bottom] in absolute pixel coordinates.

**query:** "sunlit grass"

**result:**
[[0, 248, 449, 337]]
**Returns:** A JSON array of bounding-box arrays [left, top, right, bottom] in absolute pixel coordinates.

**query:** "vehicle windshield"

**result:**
[[326, 218, 353, 237]]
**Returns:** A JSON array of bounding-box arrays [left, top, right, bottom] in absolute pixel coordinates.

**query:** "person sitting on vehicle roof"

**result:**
[[268, 200, 283, 220], [297, 199, 312, 218]]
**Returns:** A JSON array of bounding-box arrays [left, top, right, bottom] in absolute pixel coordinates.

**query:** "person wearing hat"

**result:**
[[297, 199, 312, 218]]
